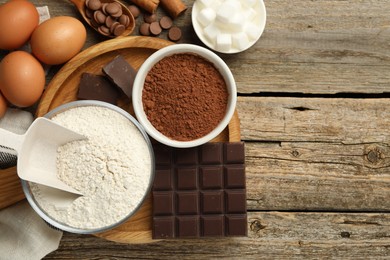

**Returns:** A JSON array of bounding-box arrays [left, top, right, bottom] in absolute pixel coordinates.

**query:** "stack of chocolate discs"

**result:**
[[85, 0, 131, 37]]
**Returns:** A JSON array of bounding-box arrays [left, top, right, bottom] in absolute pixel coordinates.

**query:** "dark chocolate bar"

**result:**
[[102, 55, 137, 99], [152, 142, 247, 239], [77, 73, 119, 104]]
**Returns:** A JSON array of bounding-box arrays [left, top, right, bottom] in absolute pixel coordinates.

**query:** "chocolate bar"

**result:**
[[77, 73, 119, 104], [152, 142, 247, 239], [102, 55, 137, 99]]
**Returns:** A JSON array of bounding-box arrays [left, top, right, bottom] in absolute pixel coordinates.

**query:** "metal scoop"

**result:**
[[0, 117, 85, 195]]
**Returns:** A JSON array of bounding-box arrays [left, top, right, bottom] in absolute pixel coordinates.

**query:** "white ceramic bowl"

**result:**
[[21, 100, 155, 234], [132, 44, 237, 148], [192, 0, 267, 54]]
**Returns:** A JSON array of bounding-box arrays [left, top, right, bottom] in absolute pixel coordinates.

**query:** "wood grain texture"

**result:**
[[45, 212, 390, 259], [0, 167, 24, 209]]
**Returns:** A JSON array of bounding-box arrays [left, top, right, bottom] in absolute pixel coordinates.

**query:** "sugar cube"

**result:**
[[216, 3, 235, 24], [232, 32, 250, 51], [242, 0, 257, 8], [244, 22, 261, 40], [216, 33, 232, 52], [197, 7, 216, 27], [203, 23, 219, 45], [229, 13, 245, 32]]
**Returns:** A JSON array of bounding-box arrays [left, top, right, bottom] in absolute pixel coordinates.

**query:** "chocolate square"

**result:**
[[226, 215, 247, 236], [153, 191, 174, 215], [177, 216, 200, 238], [175, 148, 198, 165], [224, 143, 245, 164], [201, 215, 225, 237], [153, 169, 172, 191], [201, 191, 224, 214], [177, 168, 198, 190], [153, 145, 172, 166], [225, 165, 246, 188], [153, 216, 175, 239], [200, 143, 223, 164], [200, 166, 223, 189], [176, 192, 199, 215], [225, 190, 246, 213]]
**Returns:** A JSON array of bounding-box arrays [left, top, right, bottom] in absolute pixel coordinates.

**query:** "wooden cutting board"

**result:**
[[2, 36, 241, 243]]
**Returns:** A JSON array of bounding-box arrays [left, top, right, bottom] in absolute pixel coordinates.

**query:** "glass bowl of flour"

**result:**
[[21, 100, 155, 234]]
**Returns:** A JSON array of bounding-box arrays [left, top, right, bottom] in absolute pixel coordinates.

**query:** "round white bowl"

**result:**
[[191, 0, 267, 54], [132, 44, 237, 148], [21, 100, 155, 234]]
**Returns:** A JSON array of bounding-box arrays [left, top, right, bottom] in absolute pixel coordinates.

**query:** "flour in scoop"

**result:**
[[30, 106, 152, 229]]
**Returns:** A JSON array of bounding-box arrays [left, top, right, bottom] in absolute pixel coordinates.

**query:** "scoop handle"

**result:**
[[0, 127, 25, 154]]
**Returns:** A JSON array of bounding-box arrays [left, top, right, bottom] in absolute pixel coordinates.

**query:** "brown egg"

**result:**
[[0, 92, 8, 118], [30, 16, 87, 65], [0, 51, 45, 107], [0, 0, 39, 50]]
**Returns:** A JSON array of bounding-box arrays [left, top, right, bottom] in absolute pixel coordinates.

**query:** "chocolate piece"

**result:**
[[119, 14, 130, 27], [105, 2, 121, 15], [168, 26, 182, 42], [128, 5, 140, 18], [94, 10, 106, 24], [105, 15, 115, 28], [77, 73, 119, 104], [98, 25, 111, 36], [86, 0, 101, 11], [149, 21, 162, 36], [144, 13, 157, 23], [159, 16, 173, 30], [152, 142, 247, 239], [102, 55, 137, 99], [139, 23, 151, 36], [113, 24, 125, 36]]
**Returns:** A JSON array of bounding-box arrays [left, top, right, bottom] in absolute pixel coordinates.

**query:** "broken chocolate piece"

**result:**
[[102, 55, 137, 99], [77, 73, 119, 104]]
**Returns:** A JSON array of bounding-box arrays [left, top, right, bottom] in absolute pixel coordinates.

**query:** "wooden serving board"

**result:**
[[3, 36, 241, 243]]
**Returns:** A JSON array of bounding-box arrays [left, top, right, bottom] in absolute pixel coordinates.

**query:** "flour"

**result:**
[[30, 106, 152, 229]]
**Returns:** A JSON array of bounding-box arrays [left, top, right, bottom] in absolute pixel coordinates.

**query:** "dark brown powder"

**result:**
[[142, 53, 228, 141]]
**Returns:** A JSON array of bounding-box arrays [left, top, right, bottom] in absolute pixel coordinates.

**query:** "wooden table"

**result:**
[[1, 0, 390, 258]]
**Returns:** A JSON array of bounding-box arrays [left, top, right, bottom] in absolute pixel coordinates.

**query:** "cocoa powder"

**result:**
[[142, 53, 228, 141]]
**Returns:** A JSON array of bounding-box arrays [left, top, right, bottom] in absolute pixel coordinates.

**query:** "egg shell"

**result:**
[[0, 51, 45, 107], [30, 16, 87, 65], [0, 0, 39, 50], [0, 93, 7, 118]]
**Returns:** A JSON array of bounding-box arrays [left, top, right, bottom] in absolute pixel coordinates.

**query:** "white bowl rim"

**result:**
[[132, 44, 237, 148]]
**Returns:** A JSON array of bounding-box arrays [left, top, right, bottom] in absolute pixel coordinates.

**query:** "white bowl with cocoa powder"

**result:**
[[132, 44, 237, 148]]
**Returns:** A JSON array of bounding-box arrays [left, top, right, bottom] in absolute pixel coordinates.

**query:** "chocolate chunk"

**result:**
[[152, 142, 247, 239], [102, 55, 137, 99], [149, 21, 162, 36], [139, 23, 151, 36], [77, 73, 119, 104], [105, 2, 121, 15], [168, 26, 182, 42], [159, 16, 173, 30]]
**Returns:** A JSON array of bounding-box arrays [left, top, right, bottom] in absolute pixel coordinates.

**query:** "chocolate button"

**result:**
[[105, 15, 115, 28], [87, 0, 101, 11], [159, 16, 173, 30], [144, 13, 157, 23], [118, 14, 130, 27], [139, 23, 151, 36], [113, 24, 125, 36], [98, 25, 110, 36], [168, 26, 182, 41], [128, 5, 140, 18], [105, 2, 121, 15], [150, 21, 162, 36], [93, 10, 106, 24]]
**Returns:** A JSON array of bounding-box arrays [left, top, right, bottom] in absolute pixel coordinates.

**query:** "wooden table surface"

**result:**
[[1, 0, 390, 259]]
